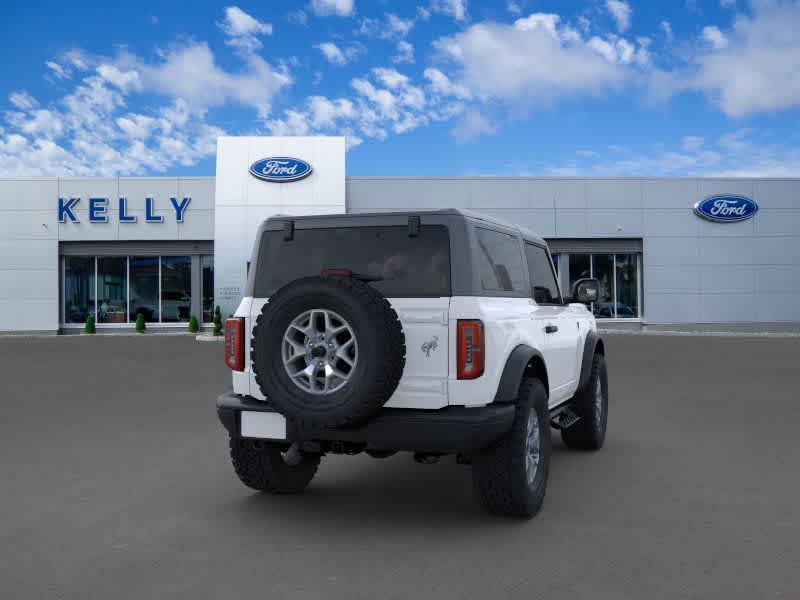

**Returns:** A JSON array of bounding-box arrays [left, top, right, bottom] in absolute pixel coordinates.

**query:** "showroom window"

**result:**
[[61, 255, 214, 326], [560, 252, 641, 319]]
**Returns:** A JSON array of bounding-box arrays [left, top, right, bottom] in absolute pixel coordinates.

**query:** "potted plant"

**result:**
[[135, 313, 146, 333], [189, 315, 199, 333], [213, 306, 223, 336], [84, 315, 95, 334]]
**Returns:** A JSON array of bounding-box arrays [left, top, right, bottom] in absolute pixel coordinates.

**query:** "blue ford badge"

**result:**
[[693, 195, 758, 223], [249, 157, 313, 182]]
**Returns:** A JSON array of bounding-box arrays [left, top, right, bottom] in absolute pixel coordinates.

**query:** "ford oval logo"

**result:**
[[693, 195, 758, 223], [249, 157, 312, 183]]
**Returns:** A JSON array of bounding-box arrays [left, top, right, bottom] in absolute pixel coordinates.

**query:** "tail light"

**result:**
[[457, 319, 484, 380], [225, 318, 245, 371]]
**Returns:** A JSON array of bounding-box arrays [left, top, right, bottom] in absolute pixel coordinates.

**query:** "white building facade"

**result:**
[[0, 136, 798, 333]]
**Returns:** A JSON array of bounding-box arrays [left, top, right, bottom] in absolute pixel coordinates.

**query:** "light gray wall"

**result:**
[[0, 177, 214, 332], [347, 177, 800, 325], [0, 178, 59, 332]]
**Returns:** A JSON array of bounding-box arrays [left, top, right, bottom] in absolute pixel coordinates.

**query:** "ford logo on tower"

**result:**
[[693, 195, 758, 223], [249, 157, 313, 183]]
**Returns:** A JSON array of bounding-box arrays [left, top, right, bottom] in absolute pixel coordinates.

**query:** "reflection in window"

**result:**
[[475, 228, 526, 292], [591, 254, 614, 318], [130, 256, 159, 322], [97, 257, 127, 323], [64, 256, 95, 323], [568, 254, 591, 291], [161, 256, 191, 322], [615, 254, 639, 318], [202, 255, 214, 323]]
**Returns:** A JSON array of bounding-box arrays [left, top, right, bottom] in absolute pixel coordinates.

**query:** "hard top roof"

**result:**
[[263, 208, 545, 245]]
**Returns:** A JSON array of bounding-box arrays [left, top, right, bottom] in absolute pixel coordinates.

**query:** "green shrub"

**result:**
[[84, 315, 95, 334], [135, 313, 146, 333], [213, 306, 223, 336], [188, 315, 199, 333]]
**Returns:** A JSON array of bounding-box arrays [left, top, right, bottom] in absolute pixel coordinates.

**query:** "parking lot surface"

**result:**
[[1, 334, 798, 599]]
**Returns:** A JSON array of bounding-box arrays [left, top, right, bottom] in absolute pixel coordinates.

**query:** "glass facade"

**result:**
[[161, 256, 191, 323], [560, 252, 642, 319], [201, 255, 214, 323], [64, 256, 95, 324], [97, 257, 127, 323], [61, 255, 213, 326]]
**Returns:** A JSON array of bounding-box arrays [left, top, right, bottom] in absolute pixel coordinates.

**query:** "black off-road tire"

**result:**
[[471, 378, 551, 518], [561, 353, 608, 450], [251, 276, 405, 428], [229, 436, 320, 493]]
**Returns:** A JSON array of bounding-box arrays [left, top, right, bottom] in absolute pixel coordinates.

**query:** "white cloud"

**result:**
[[507, 2, 522, 16], [386, 14, 414, 38], [393, 41, 415, 63], [9, 91, 38, 111], [451, 110, 496, 142], [720, 0, 736, 7], [606, 0, 632, 33], [430, 0, 468, 21], [701, 25, 728, 49], [432, 13, 638, 107], [0, 35, 289, 175], [45, 61, 71, 80], [310, 0, 354, 17], [660, 20, 673, 42], [314, 42, 362, 66], [266, 66, 463, 145], [218, 6, 273, 51], [690, 1, 800, 116], [423, 67, 472, 100]]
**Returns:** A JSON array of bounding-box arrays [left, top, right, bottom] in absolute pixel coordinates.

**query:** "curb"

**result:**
[[196, 335, 224, 342], [599, 328, 800, 338]]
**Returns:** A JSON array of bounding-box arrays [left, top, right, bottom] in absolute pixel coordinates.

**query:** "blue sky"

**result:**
[[1, 0, 798, 177]]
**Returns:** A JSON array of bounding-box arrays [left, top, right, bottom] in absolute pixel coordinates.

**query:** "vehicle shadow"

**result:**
[[220, 442, 578, 534]]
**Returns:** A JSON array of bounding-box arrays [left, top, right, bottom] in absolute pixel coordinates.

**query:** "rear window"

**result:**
[[254, 225, 451, 297]]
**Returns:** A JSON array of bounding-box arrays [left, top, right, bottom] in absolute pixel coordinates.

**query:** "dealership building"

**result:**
[[1, 136, 798, 334]]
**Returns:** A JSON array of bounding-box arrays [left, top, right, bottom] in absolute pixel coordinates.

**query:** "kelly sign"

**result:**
[[58, 197, 191, 223]]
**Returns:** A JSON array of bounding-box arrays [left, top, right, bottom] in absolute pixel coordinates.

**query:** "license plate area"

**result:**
[[240, 411, 287, 440]]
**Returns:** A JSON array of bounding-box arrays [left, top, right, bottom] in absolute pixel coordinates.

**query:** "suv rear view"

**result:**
[[217, 209, 608, 517]]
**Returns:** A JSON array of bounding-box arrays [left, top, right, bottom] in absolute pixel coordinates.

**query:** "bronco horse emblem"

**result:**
[[421, 336, 439, 357]]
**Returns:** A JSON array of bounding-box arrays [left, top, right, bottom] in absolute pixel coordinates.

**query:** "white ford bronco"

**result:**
[[216, 209, 608, 518]]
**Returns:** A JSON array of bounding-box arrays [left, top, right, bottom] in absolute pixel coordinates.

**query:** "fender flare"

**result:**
[[493, 344, 547, 404], [577, 330, 604, 393]]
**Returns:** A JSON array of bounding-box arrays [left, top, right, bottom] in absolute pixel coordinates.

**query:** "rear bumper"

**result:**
[[216, 391, 515, 454]]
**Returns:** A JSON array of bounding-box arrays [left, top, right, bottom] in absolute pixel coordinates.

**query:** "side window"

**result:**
[[475, 228, 526, 292], [525, 243, 562, 304]]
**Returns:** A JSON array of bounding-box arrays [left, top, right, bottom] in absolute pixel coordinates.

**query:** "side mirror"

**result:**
[[570, 278, 599, 304]]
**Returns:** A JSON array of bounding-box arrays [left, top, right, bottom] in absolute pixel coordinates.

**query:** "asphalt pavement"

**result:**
[[0, 333, 798, 599]]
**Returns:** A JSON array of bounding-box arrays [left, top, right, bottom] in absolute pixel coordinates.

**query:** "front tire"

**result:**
[[229, 437, 321, 493], [561, 353, 608, 450], [471, 378, 551, 518]]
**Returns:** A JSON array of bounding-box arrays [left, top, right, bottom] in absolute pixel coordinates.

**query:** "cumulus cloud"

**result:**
[[431, 13, 642, 107], [430, 0, 468, 21], [265, 66, 464, 144], [691, 1, 800, 116], [606, 0, 632, 33], [314, 42, 363, 66], [0, 14, 289, 176], [310, 0, 354, 17], [218, 6, 273, 51], [393, 41, 415, 63], [701, 25, 728, 49]]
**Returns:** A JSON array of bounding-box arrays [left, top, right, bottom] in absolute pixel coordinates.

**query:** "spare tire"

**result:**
[[251, 276, 406, 427]]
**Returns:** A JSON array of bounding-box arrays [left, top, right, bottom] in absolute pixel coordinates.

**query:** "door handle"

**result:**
[[545, 324, 558, 334]]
